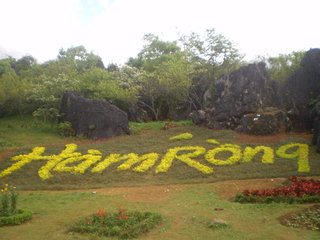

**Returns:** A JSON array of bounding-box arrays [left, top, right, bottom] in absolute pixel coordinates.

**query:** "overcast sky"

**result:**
[[1, 0, 319, 65]]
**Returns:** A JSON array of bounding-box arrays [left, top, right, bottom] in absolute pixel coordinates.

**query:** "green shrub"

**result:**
[[57, 121, 75, 137], [0, 209, 33, 226], [1, 184, 18, 216], [69, 208, 163, 239]]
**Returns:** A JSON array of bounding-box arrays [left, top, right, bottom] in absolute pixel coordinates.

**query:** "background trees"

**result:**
[[0, 30, 306, 124]]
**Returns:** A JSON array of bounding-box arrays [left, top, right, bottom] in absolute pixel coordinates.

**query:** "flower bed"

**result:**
[[0, 133, 312, 180], [235, 176, 320, 203], [69, 208, 163, 239]]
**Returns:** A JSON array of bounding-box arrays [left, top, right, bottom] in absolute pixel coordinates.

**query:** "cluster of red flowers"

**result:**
[[242, 176, 320, 198], [84, 208, 142, 225], [118, 208, 129, 220]]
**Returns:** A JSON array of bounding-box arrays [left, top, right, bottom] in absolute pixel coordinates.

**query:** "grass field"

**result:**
[[1, 184, 320, 240], [0, 116, 319, 239]]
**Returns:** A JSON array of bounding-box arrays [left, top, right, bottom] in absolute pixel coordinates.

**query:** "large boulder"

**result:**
[[60, 91, 130, 139], [194, 62, 282, 132], [282, 48, 320, 130]]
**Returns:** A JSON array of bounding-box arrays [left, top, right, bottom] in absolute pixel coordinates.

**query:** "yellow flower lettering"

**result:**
[[243, 146, 274, 164], [156, 146, 212, 174], [0, 147, 46, 178], [276, 143, 310, 172], [205, 145, 242, 166]]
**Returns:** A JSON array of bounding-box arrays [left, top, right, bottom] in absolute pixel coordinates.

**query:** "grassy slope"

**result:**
[[1, 116, 320, 239], [0, 117, 319, 190]]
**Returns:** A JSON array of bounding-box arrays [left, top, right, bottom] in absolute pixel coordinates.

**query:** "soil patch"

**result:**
[[235, 133, 312, 143]]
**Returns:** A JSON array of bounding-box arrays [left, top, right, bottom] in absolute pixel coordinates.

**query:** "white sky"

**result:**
[[1, 0, 319, 65]]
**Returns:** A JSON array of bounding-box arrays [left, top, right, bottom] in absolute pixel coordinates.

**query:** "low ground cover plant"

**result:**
[[0, 184, 33, 226], [279, 205, 320, 231], [69, 208, 163, 239], [235, 176, 320, 203]]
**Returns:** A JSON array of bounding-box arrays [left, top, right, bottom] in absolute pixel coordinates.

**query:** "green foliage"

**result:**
[[57, 121, 75, 137], [78, 67, 137, 107], [0, 184, 19, 217], [58, 45, 105, 73], [0, 209, 33, 226], [180, 28, 243, 78], [69, 208, 163, 239], [0, 72, 30, 116], [28, 74, 77, 121], [259, 51, 305, 83]]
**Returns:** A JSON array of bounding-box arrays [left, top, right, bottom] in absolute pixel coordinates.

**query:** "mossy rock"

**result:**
[[238, 110, 287, 135]]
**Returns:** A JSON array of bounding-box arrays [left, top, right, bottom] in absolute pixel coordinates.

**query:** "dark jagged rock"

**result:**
[[311, 102, 320, 153], [190, 62, 284, 134], [282, 48, 320, 131], [213, 62, 280, 127], [189, 110, 208, 127], [60, 91, 130, 139]]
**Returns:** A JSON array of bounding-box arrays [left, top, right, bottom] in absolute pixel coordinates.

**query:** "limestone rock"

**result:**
[[282, 48, 320, 130], [60, 91, 130, 139], [190, 62, 283, 134]]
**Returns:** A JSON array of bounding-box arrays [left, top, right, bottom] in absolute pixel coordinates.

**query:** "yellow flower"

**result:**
[[156, 146, 213, 174], [169, 133, 193, 140], [276, 143, 310, 172], [205, 146, 241, 166], [243, 146, 274, 164], [206, 139, 220, 144]]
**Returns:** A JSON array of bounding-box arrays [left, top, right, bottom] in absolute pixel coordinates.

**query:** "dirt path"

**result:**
[[22, 178, 291, 202]]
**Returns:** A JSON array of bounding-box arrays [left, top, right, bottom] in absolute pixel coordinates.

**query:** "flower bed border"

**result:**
[[0, 209, 33, 226]]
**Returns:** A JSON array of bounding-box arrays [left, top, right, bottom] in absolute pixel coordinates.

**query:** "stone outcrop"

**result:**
[[236, 110, 288, 135], [311, 101, 320, 152], [190, 62, 284, 134], [60, 91, 130, 139], [282, 48, 320, 130]]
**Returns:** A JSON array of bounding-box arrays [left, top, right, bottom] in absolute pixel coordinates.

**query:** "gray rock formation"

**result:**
[[190, 62, 283, 134], [311, 101, 320, 153], [282, 48, 320, 130], [60, 91, 130, 139]]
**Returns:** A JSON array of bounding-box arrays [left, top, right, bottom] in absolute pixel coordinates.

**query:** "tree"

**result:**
[[78, 67, 138, 111], [128, 34, 193, 120], [259, 51, 305, 83], [58, 46, 105, 73], [28, 74, 78, 121], [0, 72, 29, 116], [179, 28, 244, 110], [11, 56, 37, 75], [180, 28, 243, 79]]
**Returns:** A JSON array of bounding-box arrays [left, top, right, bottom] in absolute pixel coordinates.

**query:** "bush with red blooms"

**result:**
[[235, 176, 320, 203]]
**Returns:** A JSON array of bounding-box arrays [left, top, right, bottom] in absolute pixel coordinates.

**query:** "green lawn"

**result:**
[[0, 185, 319, 240]]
